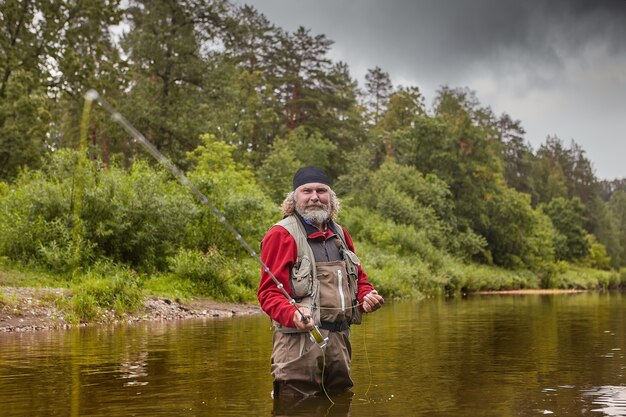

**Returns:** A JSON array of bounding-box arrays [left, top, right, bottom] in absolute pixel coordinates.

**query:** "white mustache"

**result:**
[[304, 203, 326, 210]]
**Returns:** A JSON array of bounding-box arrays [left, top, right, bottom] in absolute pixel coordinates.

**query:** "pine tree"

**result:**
[[364, 66, 392, 125], [120, 0, 224, 164]]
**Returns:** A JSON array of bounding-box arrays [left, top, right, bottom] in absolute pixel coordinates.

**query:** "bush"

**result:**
[[82, 159, 198, 270], [168, 248, 229, 297], [186, 135, 278, 256], [69, 262, 143, 321], [0, 150, 198, 272]]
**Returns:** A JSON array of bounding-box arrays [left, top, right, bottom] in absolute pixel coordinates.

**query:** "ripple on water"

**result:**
[[583, 386, 626, 416]]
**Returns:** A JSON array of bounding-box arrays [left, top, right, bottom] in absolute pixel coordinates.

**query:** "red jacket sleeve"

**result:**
[[257, 223, 376, 326], [340, 226, 375, 303], [258, 225, 299, 327]]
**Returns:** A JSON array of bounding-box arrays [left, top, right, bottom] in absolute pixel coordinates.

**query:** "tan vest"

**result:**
[[273, 215, 362, 333]]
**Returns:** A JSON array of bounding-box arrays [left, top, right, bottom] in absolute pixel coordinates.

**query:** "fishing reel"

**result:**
[[300, 312, 328, 349], [309, 325, 329, 349]]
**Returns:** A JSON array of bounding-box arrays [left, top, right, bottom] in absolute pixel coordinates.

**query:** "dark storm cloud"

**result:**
[[435, 0, 626, 53], [241, 0, 626, 83], [348, 0, 626, 85]]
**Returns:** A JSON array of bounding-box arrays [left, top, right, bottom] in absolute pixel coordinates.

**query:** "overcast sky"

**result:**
[[235, 0, 626, 180]]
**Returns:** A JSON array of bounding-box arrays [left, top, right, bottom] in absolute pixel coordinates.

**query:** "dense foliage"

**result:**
[[1, 0, 625, 313]]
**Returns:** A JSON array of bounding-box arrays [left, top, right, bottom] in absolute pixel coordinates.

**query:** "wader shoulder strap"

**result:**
[[330, 221, 347, 247], [277, 217, 347, 263], [276, 216, 315, 277], [275, 215, 320, 331], [277, 216, 348, 261]]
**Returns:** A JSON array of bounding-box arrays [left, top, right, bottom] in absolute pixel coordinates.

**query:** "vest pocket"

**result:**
[[341, 249, 362, 324], [290, 256, 313, 298], [317, 262, 352, 323]]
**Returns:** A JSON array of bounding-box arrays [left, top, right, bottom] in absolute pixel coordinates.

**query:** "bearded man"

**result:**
[[258, 166, 384, 400]]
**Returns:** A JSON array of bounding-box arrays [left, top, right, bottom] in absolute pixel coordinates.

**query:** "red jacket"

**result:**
[[258, 221, 374, 327]]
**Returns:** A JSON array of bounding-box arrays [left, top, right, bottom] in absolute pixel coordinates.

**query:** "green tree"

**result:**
[[334, 146, 376, 200], [49, 0, 125, 158], [498, 114, 535, 198], [532, 136, 597, 205], [312, 61, 365, 159], [187, 134, 277, 254], [542, 197, 590, 262], [531, 154, 569, 205], [0, 0, 123, 178], [222, 4, 278, 74], [608, 190, 626, 267], [585, 196, 621, 269], [599, 178, 626, 201], [379, 86, 425, 132], [120, 0, 224, 164], [218, 5, 283, 163], [483, 183, 555, 269], [364, 66, 392, 125], [365, 160, 484, 258], [391, 114, 454, 179], [256, 136, 300, 203], [0, 71, 51, 179], [272, 26, 333, 129], [431, 87, 504, 256], [584, 235, 611, 270], [0, 1, 48, 178]]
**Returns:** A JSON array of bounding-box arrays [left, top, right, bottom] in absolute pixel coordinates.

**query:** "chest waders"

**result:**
[[271, 216, 364, 399]]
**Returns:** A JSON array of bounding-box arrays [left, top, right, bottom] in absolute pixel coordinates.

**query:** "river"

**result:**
[[1, 292, 625, 416]]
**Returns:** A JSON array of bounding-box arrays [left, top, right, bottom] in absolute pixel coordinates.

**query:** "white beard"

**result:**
[[297, 205, 331, 226]]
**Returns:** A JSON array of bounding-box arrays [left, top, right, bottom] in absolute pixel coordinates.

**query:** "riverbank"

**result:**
[[475, 289, 586, 295], [2, 285, 597, 333], [0, 287, 262, 332]]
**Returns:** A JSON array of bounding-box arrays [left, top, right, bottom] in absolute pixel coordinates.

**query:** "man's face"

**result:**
[[294, 182, 331, 226]]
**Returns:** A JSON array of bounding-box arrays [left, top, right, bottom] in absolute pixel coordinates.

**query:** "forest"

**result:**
[[1, 0, 626, 320]]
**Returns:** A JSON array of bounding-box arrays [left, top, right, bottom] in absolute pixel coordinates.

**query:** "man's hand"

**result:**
[[293, 307, 314, 330], [362, 290, 384, 313]]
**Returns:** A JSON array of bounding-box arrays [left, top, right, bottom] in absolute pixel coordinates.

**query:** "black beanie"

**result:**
[[293, 166, 331, 190]]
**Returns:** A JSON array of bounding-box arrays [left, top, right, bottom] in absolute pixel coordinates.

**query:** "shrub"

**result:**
[[186, 135, 278, 256], [0, 150, 198, 272], [69, 263, 143, 321], [168, 248, 229, 297]]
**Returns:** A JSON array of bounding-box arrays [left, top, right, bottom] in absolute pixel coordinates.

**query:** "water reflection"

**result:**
[[119, 350, 149, 387], [1, 293, 626, 416], [272, 392, 353, 417], [584, 386, 626, 416]]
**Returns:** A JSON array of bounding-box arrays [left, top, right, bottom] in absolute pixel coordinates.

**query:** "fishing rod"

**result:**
[[84, 90, 328, 349]]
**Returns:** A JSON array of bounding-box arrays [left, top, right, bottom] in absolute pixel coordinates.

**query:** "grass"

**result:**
[[0, 255, 257, 325], [550, 265, 623, 289], [1, 250, 624, 326], [356, 241, 624, 298], [0, 257, 68, 288], [0, 259, 143, 323], [0, 290, 8, 306]]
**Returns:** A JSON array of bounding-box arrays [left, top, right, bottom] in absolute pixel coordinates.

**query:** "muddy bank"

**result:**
[[0, 287, 262, 332]]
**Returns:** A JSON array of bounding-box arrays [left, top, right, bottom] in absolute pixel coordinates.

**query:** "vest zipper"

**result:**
[[338, 269, 345, 312]]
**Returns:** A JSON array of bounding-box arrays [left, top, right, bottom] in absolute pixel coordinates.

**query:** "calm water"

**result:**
[[1, 292, 626, 417]]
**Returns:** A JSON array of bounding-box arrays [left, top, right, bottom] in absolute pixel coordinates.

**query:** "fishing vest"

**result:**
[[273, 215, 362, 334]]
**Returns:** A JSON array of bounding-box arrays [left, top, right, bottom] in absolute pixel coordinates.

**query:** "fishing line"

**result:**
[[362, 317, 373, 399], [321, 349, 334, 405], [87, 90, 376, 405], [318, 300, 374, 403], [84, 89, 328, 349]]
